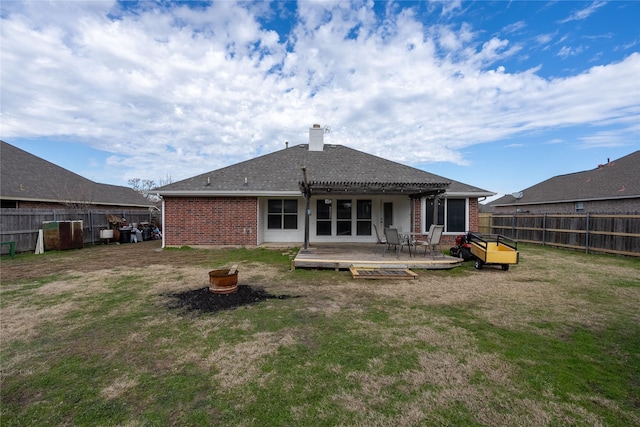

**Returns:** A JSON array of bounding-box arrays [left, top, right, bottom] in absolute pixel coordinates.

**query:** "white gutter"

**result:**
[[1, 195, 156, 208], [157, 190, 302, 197], [161, 198, 165, 249], [444, 191, 496, 198], [492, 194, 640, 207], [157, 190, 496, 198]]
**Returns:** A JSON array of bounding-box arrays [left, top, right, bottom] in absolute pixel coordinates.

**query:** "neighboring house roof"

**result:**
[[158, 144, 494, 198], [488, 150, 640, 207], [1, 140, 155, 208]]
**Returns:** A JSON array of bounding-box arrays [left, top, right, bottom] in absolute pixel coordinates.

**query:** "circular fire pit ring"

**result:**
[[208, 268, 239, 294]]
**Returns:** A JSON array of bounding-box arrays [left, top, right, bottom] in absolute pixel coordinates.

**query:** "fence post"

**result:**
[[90, 210, 94, 245], [585, 212, 590, 254], [512, 214, 516, 239], [542, 213, 546, 246]]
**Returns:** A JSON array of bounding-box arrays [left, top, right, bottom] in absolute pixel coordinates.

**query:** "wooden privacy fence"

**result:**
[[0, 208, 161, 255], [478, 213, 640, 257]]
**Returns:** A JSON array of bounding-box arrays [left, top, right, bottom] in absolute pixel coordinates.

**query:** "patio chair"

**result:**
[[383, 227, 413, 257], [373, 224, 387, 254], [383, 228, 401, 258], [420, 225, 444, 257], [392, 225, 418, 254]]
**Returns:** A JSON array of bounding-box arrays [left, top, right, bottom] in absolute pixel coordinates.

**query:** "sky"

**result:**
[[1, 0, 639, 202]]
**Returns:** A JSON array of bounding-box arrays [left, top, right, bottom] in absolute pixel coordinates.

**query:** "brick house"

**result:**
[[1, 140, 159, 254], [157, 125, 494, 248], [1, 140, 155, 211], [486, 150, 640, 214]]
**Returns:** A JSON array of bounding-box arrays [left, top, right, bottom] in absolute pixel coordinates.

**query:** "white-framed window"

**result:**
[[316, 199, 332, 235], [336, 199, 352, 235], [267, 199, 298, 230], [356, 200, 372, 236], [315, 198, 372, 236], [424, 198, 467, 233]]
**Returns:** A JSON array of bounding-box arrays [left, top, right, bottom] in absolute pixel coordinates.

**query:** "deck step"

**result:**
[[349, 266, 418, 280]]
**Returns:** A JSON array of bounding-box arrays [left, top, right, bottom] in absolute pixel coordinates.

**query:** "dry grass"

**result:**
[[1, 241, 638, 426], [204, 330, 298, 390]]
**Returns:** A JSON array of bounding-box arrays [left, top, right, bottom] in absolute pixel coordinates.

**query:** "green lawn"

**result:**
[[1, 244, 639, 426]]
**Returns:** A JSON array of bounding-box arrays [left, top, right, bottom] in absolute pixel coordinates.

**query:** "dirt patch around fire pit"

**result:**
[[164, 285, 298, 314]]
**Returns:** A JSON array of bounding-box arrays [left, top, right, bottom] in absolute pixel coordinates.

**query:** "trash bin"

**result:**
[[142, 226, 151, 241], [119, 228, 131, 244]]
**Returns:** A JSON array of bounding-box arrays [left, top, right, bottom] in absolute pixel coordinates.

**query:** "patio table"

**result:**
[[399, 232, 425, 257]]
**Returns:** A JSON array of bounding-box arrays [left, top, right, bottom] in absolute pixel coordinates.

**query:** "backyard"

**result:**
[[1, 240, 639, 426]]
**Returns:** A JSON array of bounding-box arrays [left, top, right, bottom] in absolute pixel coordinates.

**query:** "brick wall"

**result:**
[[164, 197, 257, 246], [468, 198, 479, 232], [412, 198, 421, 234], [412, 197, 480, 247], [164, 196, 481, 247]]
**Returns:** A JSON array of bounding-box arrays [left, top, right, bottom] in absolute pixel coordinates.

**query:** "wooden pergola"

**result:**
[[298, 167, 449, 250]]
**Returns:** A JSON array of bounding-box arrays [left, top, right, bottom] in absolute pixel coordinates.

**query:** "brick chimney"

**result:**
[[309, 124, 324, 151]]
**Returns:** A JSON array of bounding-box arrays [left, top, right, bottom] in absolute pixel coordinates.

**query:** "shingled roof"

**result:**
[[158, 144, 493, 198], [1, 140, 155, 208], [489, 150, 640, 207]]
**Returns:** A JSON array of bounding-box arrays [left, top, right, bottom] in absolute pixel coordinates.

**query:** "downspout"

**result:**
[[161, 197, 165, 249]]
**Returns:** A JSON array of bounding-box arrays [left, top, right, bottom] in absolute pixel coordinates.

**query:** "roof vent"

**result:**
[[309, 124, 324, 151]]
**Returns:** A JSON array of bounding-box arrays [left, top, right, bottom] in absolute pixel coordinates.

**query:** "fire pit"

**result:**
[[209, 266, 238, 294]]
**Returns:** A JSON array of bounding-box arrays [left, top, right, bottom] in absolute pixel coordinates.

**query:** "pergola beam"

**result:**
[[298, 170, 450, 251], [298, 181, 449, 197]]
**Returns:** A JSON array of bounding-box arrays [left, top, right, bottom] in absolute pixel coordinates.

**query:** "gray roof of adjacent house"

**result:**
[[158, 143, 494, 198], [488, 150, 640, 207], [1, 140, 156, 208]]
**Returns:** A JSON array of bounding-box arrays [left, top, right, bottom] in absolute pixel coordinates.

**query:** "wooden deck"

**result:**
[[292, 243, 463, 270]]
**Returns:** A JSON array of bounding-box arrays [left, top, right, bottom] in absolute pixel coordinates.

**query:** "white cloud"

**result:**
[[1, 1, 638, 185], [578, 126, 640, 148], [558, 0, 608, 24], [534, 32, 555, 46], [502, 20, 526, 35], [437, 0, 463, 17], [557, 44, 584, 58]]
